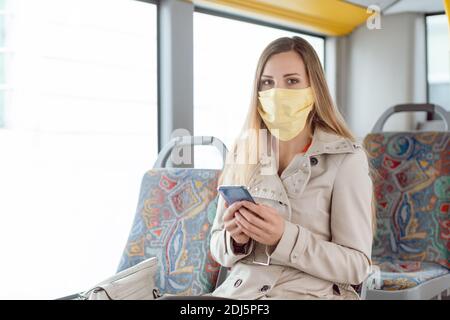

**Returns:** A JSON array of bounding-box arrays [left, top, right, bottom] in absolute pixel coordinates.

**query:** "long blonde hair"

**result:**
[[219, 36, 354, 186]]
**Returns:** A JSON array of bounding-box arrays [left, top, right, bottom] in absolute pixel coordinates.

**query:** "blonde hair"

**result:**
[[219, 36, 354, 186]]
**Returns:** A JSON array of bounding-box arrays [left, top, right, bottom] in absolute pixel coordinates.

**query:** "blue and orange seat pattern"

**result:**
[[117, 169, 222, 295], [364, 132, 449, 290]]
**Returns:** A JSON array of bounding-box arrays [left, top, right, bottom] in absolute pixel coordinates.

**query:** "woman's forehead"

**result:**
[[262, 51, 306, 75]]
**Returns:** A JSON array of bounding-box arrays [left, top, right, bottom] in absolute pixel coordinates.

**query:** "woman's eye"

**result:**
[[287, 78, 299, 85], [260, 79, 273, 86]]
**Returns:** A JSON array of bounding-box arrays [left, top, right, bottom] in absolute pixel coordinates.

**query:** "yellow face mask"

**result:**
[[257, 87, 314, 141]]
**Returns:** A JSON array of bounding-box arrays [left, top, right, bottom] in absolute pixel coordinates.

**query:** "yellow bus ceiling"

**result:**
[[190, 0, 371, 36], [445, 0, 450, 33]]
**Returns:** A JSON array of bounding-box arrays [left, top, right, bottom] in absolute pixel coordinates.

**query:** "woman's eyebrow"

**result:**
[[261, 73, 301, 78], [283, 73, 301, 77]]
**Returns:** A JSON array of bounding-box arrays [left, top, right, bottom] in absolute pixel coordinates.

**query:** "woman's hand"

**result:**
[[234, 201, 285, 246], [223, 201, 250, 245]]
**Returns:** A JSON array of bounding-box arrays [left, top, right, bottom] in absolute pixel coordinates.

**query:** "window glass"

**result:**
[[427, 14, 450, 109], [0, 0, 158, 299]]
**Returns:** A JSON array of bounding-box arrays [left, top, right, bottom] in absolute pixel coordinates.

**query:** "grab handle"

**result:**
[[371, 104, 450, 133]]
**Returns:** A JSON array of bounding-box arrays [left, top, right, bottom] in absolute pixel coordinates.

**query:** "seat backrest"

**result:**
[[117, 168, 222, 295], [363, 131, 449, 269]]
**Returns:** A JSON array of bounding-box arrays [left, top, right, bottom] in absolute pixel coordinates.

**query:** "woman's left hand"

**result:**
[[234, 201, 285, 246]]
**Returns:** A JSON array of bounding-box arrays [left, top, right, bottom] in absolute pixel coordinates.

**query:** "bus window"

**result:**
[[0, 0, 158, 299], [427, 14, 450, 110]]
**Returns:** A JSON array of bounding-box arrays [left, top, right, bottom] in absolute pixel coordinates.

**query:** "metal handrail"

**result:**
[[371, 104, 450, 133]]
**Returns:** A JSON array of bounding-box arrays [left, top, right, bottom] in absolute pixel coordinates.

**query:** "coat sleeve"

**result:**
[[210, 195, 254, 268], [269, 149, 373, 285]]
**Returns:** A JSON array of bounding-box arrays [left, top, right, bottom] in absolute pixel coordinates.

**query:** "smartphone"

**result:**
[[217, 185, 256, 205]]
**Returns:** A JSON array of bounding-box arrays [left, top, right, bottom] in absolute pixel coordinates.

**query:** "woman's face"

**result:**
[[259, 50, 310, 91]]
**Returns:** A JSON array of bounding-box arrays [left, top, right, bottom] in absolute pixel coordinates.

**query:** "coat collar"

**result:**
[[249, 128, 360, 198], [257, 127, 359, 168], [246, 128, 361, 221], [305, 128, 360, 157]]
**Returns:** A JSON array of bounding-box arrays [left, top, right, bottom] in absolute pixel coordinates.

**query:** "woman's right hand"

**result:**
[[223, 201, 250, 245]]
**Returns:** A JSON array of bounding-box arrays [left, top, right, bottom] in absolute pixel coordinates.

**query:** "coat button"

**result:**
[[234, 279, 242, 288], [310, 157, 318, 166], [260, 285, 271, 292]]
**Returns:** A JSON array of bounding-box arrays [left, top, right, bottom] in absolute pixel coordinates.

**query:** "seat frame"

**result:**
[[366, 273, 450, 300]]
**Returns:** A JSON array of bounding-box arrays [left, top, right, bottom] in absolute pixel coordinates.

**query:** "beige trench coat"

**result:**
[[209, 128, 373, 300]]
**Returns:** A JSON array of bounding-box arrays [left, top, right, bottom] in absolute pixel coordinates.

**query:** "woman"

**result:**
[[209, 36, 374, 300]]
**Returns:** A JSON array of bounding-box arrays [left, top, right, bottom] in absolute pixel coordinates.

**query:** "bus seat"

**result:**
[[363, 103, 450, 300], [117, 136, 228, 296]]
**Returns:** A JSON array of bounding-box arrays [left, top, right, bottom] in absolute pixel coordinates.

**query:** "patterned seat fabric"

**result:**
[[373, 257, 449, 291], [363, 132, 450, 290], [117, 168, 222, 295]]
